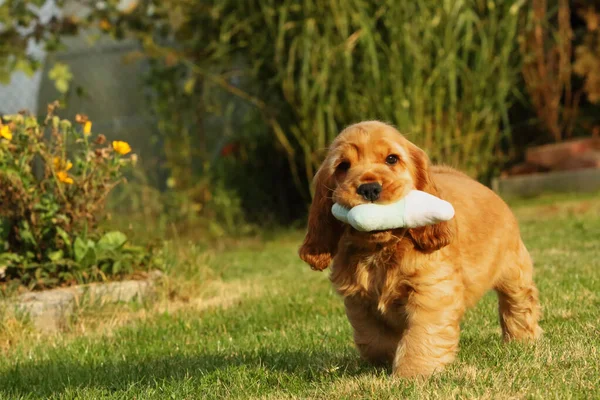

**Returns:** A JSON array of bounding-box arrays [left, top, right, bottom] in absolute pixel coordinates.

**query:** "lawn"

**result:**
[[1, 194, 599, 399]]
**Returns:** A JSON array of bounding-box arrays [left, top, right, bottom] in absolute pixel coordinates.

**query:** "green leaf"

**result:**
[[48, 63, 73, 94], [74, 238, 96, 266], [112, 260, 122, 275], [183, 77, 196, 95], [56, 80, 69, 93], [15, 58, 37, 77], [18, 221, 38, 248], [84, 240, 97, 268], [97, 231, 128, 252], [74, 237, 88, 263], [0, 252, 23, 264], [47, 250, 64, 262], [121, 245, 145, 254], [56, 227, 72, 248]]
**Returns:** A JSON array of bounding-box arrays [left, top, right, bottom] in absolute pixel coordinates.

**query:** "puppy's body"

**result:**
[[299, 121, 541, 377]]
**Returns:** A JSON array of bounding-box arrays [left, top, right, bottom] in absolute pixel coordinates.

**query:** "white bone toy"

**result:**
[[331, 190, 455, 232]]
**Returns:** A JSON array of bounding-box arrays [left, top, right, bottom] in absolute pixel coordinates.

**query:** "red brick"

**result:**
[[526, 138, 600, 169], [552, 151, 600, 171]]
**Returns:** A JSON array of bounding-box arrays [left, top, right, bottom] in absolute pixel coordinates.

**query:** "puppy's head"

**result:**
[[299, 121, 454, 270]]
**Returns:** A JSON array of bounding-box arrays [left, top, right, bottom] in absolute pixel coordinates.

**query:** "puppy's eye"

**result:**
[[337, 161, 351, 171], [385, 155, 399, 165]]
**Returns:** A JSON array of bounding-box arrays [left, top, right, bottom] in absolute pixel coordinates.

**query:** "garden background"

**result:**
[[3, 0, 600, 236], [1, 1, 599, 398]]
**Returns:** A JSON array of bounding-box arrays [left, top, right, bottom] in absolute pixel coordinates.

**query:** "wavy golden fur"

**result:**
[[299, 121, 542, 378]]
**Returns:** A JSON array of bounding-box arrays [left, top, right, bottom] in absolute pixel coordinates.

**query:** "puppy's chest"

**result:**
[[332, 250, 411, 315]]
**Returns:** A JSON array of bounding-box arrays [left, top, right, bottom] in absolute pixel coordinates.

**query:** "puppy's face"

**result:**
[[299, 121, 452, 271], [325, 123, 417, 209]]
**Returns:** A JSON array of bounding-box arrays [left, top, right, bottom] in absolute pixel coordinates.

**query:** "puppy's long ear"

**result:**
[[298, 164, 344, 271], [408, 145, 455, 252]]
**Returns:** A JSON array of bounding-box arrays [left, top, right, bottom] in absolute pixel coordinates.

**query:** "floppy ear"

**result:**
[[298, 165, 345, 271], [408, 145, 455, 252]]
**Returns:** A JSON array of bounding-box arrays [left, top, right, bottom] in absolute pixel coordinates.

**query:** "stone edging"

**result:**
[[492, 167, 600, 198], [1, 270, 163, 332]]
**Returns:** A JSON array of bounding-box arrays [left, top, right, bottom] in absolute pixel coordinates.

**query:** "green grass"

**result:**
[[1, 193, 599, 399]]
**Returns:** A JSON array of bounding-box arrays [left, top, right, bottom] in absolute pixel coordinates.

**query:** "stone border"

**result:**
[[492, 168, 600, 198], [1, 271, 163, 332]]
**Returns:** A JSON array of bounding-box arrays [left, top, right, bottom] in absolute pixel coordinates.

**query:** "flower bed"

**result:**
[[0, 102, 153, 291]]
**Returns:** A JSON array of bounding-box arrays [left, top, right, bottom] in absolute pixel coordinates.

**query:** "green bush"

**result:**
[[107, 167, 256, 240], [0, 1, 535, 222], [273, 0, 526, 181], [90, 0, 528, 194], [211, 110, 308, 224], [0, 103, 152, 291]]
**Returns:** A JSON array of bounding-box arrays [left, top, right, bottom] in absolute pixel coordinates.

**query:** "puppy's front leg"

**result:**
[[393, 279, 464, 378], [345, 296, 402, 366]]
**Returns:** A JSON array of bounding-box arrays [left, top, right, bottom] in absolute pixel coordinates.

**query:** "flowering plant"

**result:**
[[0, 102, 150, 290]]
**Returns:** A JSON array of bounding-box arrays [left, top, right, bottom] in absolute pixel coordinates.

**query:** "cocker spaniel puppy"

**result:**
[[299, 121, 542, 378]]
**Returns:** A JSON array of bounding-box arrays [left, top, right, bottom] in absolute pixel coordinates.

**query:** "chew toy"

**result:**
[[331, 190, 455, 232]]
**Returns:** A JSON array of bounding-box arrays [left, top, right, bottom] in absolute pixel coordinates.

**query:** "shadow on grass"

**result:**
[[0, 348, 387, 397]]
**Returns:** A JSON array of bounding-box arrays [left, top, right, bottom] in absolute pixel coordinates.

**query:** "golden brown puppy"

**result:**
[[299, 121, 542, 378]]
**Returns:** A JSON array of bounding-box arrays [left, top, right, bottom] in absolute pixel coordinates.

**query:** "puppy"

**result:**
[[299, 121, 542, 378]]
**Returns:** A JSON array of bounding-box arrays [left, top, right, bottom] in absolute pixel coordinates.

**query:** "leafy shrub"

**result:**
[[0, 102, 152, 290], [211, 111, 308, 225], [108, 166, 255, 240], [90, 0, 528, 192]]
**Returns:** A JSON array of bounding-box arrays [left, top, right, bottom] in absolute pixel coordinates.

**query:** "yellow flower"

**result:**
[[99, 19, 112, 31], [83, 121, 92, 136], [56, 170, 74, 184], [53, 157, 73, 171], [112, 141, 132, 155], [0, 125, 12, 141]]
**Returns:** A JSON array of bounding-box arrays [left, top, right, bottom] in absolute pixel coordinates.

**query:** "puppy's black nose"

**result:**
[[357, 182, 382, 202]]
